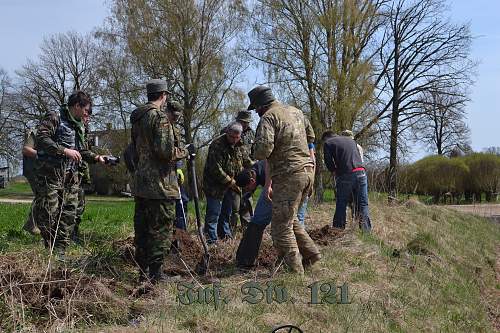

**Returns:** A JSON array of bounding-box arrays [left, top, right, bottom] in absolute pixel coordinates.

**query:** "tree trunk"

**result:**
[[387, 32, 400, 203], [387, 107, 399, 203]]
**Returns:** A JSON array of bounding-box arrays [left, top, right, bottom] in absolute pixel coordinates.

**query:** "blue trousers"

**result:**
[[204, 193, 233, 243], [333, 170, 371, 232], [252, 189, 309, 227]]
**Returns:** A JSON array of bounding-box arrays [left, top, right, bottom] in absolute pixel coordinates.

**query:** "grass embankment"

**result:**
[[0, 196, 499, 332]]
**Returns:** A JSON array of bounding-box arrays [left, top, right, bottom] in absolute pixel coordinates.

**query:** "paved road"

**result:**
[[446, 204, 500, 223]]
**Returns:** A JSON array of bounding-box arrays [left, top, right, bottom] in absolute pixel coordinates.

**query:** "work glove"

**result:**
[[176, 168, 185, 185]]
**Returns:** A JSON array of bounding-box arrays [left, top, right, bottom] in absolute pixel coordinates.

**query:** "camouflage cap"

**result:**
[[236, 110, 252, 123], [341, 129, 354, 139], [146, 79, 169, 94], [247, 86, 275, 110], [166, 100, 183, 115]]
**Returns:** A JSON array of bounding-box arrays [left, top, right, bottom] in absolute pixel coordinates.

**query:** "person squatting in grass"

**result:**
[[235, 160, 313, 269], [33, 91, 106, 259]]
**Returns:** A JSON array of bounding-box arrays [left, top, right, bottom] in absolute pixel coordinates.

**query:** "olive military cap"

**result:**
[[247, 85, 276, 110], [146, 79, 169, 94], [166, 100, 183, 115], [341, 129, 354, 138], [236, 110, 252, 123]]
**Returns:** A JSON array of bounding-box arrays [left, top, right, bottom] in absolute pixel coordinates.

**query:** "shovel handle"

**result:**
[[188, 153, 210, 256]]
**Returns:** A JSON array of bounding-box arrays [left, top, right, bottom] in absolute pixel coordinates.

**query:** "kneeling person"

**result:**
[[235, 161, 311, 268]]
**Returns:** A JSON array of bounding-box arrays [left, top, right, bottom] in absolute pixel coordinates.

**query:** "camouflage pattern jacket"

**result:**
[[78, 126, 91, 185], [130, 102, 188, 200], [203, 135, 253, 200], [241, 127, 255, 158], [35, 105, 97, 177], [221, 125, 255, 158], [254, 101, 315, 178]]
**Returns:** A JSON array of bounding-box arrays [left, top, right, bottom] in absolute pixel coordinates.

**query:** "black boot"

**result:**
[[71, 225, 82, 245], [149, 264, 180, 284], [236, 223, 266, 269]]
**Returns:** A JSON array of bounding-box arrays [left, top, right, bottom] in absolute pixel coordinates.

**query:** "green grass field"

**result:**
[[0, 192, 499, 332]]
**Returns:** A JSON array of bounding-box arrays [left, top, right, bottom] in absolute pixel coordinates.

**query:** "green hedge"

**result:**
[[403, 153, 500, 203]]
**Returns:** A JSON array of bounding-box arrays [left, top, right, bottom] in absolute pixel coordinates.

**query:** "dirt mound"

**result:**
[[308, 224, 345, 246], [255, 241, 278, 268], [163, 230, 236, 277]]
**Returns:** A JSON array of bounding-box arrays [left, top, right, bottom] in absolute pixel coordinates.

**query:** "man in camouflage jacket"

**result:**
[[34, 91, 105, 256], [130, 79, 188, 283], [220, 110, 256, 232], [203, 122, 253, 244], [72, 108, 92, 244], [249, 86, 320, 274]]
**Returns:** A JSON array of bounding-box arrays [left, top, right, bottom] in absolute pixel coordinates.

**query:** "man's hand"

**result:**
[[64, 148, 82, 162], [95, 155, 106, 164]]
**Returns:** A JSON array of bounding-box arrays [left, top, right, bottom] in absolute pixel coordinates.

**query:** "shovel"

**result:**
[[187, 146, 210, 275]]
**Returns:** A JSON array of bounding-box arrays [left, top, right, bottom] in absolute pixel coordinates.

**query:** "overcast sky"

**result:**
[[0, 0, 498, 153]]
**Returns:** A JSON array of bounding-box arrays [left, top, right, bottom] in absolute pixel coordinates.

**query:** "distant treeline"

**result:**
[[367, 153, 500, 204]]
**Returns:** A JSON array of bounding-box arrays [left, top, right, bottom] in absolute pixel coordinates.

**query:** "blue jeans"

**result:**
[[296, 196, 309, 225], [333, 170, 371, 232], [252, 189, 309, 227], [204, 195, 232, 243]]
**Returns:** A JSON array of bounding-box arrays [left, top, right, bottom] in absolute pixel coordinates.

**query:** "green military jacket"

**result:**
[[254, 101, 315, 178], [35, 106, 97, 177], [241, 127, 255, 158], [221, 124, 255, 160], [203, 134, 253, 200], [130, 102, 188, 200]]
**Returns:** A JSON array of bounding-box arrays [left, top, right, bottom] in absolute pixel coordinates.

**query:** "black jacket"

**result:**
[[323, 135, 363, 176]]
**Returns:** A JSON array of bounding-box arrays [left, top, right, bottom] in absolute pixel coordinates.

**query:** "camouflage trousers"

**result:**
[[271, 167, 320, 274], [74, 186, 86, 234], [134, 197, 175, 274], [23, 174, 40, 234], [33, 172, 79, 251]]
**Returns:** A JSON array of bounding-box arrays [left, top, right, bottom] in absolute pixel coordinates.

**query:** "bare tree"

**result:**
[[412, 88, 470, 155], [14, 31, 100, 128], [483, 147, 500, 156], [369, 0, 475, 201], [0, 69, 22, 166], [249, 0, 387, 201], [94, 35, 144, 134], [104, 0, 249, 145]]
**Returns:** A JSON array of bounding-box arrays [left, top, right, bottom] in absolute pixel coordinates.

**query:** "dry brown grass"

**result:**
[[1, 198, 499, 332]]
